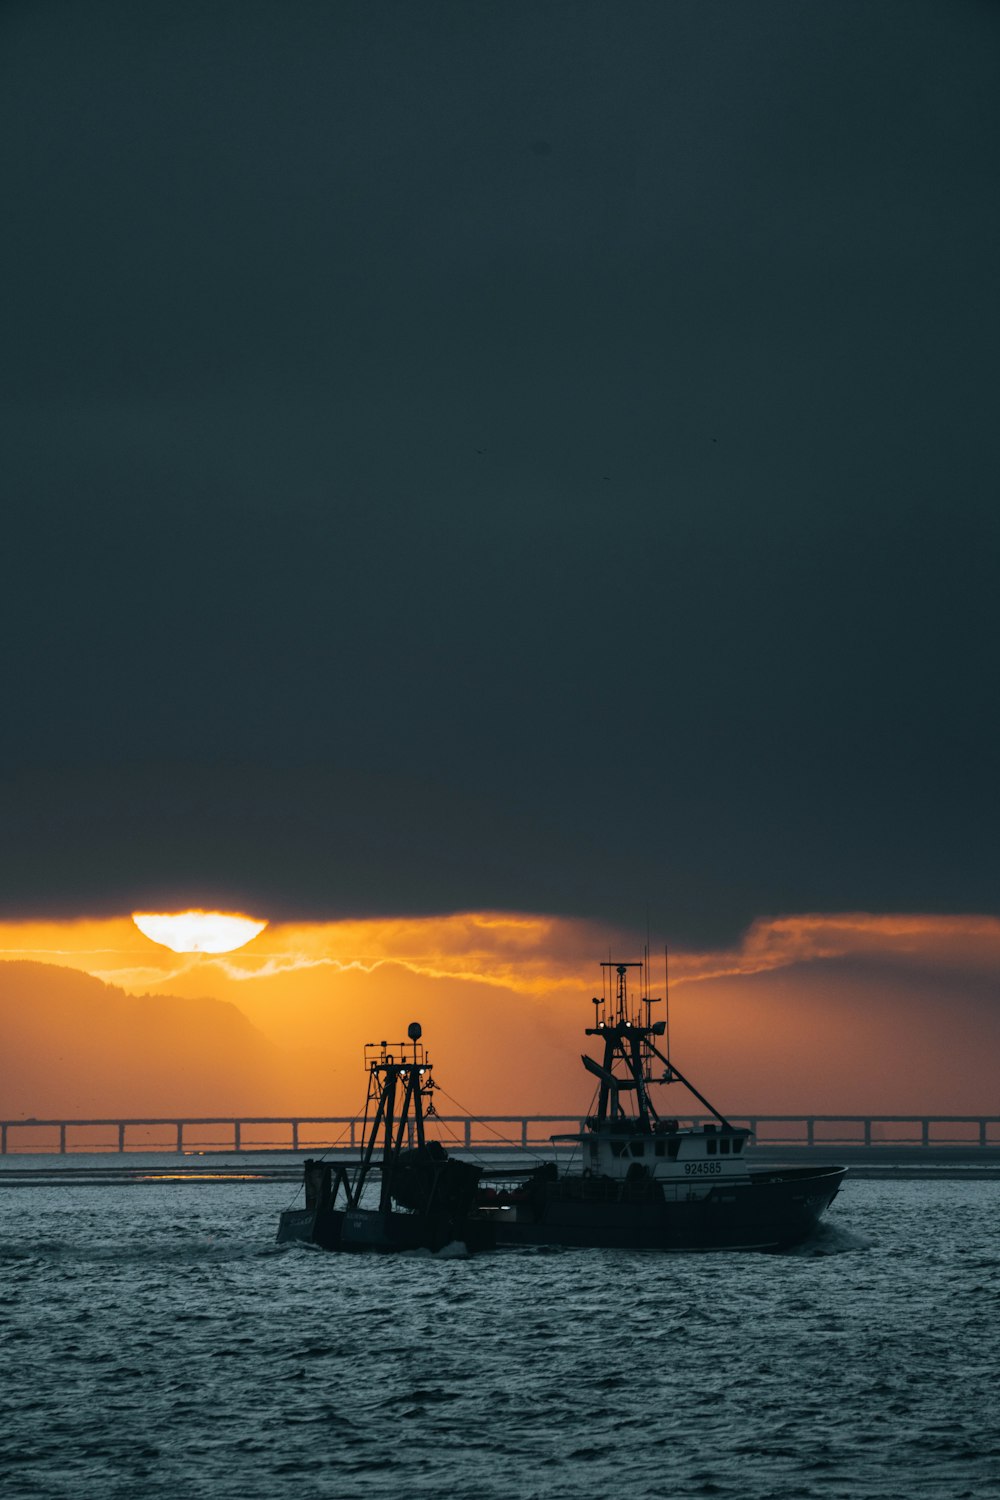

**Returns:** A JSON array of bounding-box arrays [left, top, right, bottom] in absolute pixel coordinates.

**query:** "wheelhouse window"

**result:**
[[707, 1138, 717, 1155]]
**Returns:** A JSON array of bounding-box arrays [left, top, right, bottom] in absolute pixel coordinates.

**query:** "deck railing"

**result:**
[[1, 1115, 999, 1154]]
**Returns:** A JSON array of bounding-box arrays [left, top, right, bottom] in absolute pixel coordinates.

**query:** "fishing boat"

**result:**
[[476, 960, 846, 1250], [278, 961, 846, 1255], [276, 1023, 494, 1253]]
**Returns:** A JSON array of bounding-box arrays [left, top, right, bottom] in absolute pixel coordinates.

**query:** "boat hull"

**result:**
[[276, 1204, 496, 1254], [484, 1165, 847, 1251]]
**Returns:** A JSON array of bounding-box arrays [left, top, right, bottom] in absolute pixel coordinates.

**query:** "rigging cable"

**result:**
[[434, 1087, 568, 1166]]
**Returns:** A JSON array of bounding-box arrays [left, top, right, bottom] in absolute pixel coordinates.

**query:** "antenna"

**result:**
[[645, 903, 650, 1006], [643, 932, 651, 1031], [665, 944, 671, 1066]]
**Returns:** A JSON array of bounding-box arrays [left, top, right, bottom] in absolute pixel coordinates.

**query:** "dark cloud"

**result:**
[[1, 1, 998, 942]]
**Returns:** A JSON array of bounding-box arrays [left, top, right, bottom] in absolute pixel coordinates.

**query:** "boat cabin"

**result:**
[[579, 1121, 752, 1181]]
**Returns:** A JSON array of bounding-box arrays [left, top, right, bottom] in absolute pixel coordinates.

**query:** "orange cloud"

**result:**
[[672, 912, 1000, 986]]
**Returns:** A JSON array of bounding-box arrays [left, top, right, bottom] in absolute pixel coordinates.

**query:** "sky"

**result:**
[[1, 3, 998, 1116], [3, 912, 1000, 1122]]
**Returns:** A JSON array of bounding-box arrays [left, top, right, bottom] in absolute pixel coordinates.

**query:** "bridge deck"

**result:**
[[1, 1114, 999, 1159]]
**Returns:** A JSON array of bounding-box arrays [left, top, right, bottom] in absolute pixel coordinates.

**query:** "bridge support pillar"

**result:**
[[1, 1124, 6, 1155], [922, 1119, 930, 1146], [234, 1121, 241, 1152], [464, 1119, 471, 1149], [291, 1120, 299, 1151], [981, 1119, 988, 1147], [118, 1122, 126, 1153], [806, 1118, 814, 1147], [175, 1122, 183, 1153], [863, 1119, 871, 1146], [59, 1123, 67, 1154]]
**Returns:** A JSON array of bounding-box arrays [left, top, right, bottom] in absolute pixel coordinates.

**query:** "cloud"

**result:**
[[674, 913, 1000, 987], [215, 912, 611, 991], [2, 6, 1000, 947], [4, 908, 999, 1001]]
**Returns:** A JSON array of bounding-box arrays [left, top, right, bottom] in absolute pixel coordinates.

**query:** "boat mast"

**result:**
[[586, 961, 660, 1129], [584, 959, 732, 1131], [352, 1022, 432, 1211]]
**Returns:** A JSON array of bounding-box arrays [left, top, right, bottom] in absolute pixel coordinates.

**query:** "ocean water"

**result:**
[[1, 1167, 998, 1500]]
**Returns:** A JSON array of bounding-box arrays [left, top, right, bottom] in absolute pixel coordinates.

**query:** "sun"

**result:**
[[131, 910, 268, 954]]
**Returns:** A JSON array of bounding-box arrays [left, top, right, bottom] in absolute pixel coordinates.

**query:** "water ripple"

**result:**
[[0, 1178, 999, 1499]]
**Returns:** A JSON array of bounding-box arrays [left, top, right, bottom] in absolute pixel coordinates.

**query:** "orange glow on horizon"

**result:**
[[131, 910, 268, 954], [2, 908, 1000, 1119]]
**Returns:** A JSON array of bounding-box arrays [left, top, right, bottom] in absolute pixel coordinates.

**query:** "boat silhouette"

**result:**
[[277, 962, 846, 1254]]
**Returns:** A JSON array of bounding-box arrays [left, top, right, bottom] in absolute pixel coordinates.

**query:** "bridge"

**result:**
[[2, 1114, 999, 1155]]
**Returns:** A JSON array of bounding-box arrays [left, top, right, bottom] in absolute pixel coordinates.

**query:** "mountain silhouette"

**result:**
[[0, 961, 291, 1119]]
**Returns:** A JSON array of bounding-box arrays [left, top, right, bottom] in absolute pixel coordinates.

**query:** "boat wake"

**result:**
[[399, 1239, 470, 1260], [434, 1239, 470, 1259], [775, 1219, 872, 1257]]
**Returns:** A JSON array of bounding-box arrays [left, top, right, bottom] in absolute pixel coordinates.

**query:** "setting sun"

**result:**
[[131, 910, 268, 954]]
